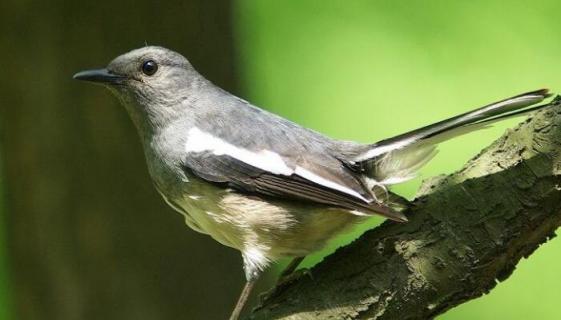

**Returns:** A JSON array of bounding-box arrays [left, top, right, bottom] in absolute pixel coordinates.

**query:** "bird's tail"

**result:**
[[354, 89, 555, 185]]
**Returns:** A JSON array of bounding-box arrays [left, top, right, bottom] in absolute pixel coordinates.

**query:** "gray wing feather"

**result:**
[[182, 152, 406, 221]]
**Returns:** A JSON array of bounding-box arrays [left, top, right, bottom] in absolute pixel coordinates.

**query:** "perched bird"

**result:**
[[74, 46, 553, 320]]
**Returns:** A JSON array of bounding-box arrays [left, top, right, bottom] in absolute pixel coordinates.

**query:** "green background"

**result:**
[[0, 150, 9, 320], [235, 1, 561, 319], [1, 0, 561, 319]]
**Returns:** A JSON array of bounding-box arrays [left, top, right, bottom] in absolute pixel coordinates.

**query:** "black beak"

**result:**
[[73, 68, 126, 84]]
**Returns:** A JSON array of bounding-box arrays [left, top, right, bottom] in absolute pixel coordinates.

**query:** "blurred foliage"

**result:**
[[235, 0, 561, 318]]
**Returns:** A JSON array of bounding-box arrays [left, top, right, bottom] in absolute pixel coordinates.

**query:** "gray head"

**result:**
[[74, 46, 205, 136]]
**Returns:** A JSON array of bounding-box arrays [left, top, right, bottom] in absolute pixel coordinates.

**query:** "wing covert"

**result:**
[[182, 151, 405, 221]]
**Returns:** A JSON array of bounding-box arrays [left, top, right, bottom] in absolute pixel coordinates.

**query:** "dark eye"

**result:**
[[142, 60, 158, 76]]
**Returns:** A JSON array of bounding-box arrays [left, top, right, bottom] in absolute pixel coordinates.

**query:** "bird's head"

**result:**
[[74, 46, 202, 134]]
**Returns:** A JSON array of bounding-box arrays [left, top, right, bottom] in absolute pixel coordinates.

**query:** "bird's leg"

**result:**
[[229, 279, 257, 320], [277, 256, 305, 283], [257, 257, 309, 304]]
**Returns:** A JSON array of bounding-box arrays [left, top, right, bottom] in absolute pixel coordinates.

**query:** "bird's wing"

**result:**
[[352, 89, 553, 184], [181, 128, 405, 221]]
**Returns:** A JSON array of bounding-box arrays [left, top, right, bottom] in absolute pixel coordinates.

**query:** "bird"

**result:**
[[73, 46, 553, 320]]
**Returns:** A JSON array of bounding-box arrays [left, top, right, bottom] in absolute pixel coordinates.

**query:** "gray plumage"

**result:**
[[74, 46, 553, 319]]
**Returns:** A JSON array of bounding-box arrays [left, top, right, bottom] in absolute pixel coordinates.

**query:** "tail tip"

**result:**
[[538, 88, 552, 98], [525, 88, 551, 99]]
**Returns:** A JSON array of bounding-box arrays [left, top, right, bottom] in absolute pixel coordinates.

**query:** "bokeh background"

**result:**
[[1, 0, 561, 319]]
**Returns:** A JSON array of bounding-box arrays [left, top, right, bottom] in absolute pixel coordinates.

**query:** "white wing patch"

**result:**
[[185, 127, 292, 175], [185, 127, 370, 202], [294, 166, 369, 201]]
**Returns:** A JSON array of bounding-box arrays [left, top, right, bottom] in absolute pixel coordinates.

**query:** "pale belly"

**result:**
[[159, 176, 365, 262]]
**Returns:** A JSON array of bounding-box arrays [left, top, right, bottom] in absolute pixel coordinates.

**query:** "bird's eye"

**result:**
[[142, 60, 158, 76]]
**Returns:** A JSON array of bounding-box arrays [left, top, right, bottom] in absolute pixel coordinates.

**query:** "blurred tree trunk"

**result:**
[[0, 1, 253, 319]]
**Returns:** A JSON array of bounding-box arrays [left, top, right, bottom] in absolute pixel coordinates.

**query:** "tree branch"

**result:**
[[250, 100, 561, 320]]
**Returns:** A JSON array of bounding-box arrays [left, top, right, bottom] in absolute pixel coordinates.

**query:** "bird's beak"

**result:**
[[73, 68, 126, 84]]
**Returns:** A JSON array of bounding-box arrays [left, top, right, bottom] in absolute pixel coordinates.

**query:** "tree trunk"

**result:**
[[250, 100, 561, 319], [0, 2, 247, 319]]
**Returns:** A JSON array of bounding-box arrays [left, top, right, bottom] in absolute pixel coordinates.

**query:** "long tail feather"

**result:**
[[355, 89, 554, 185]]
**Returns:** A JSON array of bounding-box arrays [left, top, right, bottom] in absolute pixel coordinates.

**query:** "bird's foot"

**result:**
[[276, 267, 312, 285]]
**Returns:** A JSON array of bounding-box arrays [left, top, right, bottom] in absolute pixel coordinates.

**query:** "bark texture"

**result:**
[[250, 100, 561, 320]]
